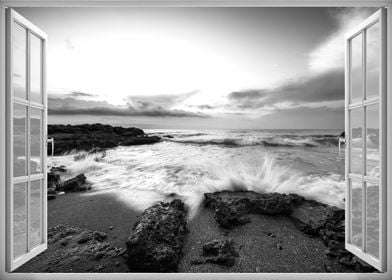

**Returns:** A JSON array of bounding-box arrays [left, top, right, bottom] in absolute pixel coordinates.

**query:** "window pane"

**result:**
[[13, 23, 27, 100], [30, 34, 42, 104], [350, 109, 363, 174], [351, 178, 362, 248], [30, 180, 42, 248], [366, 104, 379, 177], [13, 104, 26, 177], [13, 182, 26, 259], [366, 182, 379, 258], [351, 33, 363, 104], [30, 108, 42, 174], [366, 22, 380, 100]]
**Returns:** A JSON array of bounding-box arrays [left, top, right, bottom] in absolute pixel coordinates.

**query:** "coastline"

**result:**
[[17, 190, 360, 273]]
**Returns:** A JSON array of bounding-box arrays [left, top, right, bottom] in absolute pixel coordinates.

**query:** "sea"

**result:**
[[48, 129, 346, 217]]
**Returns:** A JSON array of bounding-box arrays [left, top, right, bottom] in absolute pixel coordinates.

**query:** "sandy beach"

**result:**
[[16, 190, 356, 273]]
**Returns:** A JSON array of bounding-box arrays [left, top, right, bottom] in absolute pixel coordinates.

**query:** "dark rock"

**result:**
[[47, 172, 60, 188], [48, 124, 159, 155], [214, 204, 251, 229], [47, 194, 56, 200], [121, 135, 161, 146], [125, 199, 188, 272], [192, 239, 239, 267], [57, 174, 87, 192], [163, 135, 174, 139], [50, 166, 67, 173], [290, 200, 344, 236], [204, 191, 304, 228], [47, 187, 57, 195]]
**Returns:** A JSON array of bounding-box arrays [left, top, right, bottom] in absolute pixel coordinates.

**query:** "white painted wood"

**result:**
[[345, 8, 386, 271], [5, 8, 48, 272]]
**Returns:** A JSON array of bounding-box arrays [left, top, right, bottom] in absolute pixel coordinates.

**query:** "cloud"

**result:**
[[308, 8, 377, 73], [228, 69, 344, 109], [69, 91, 98, 97], [48, 96, 207, 118], [125, 90, 199, 109]]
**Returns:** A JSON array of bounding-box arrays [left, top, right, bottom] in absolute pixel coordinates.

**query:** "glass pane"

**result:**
[[366, 104, 380, 177], [351, 178, 363, 248], [351, 33, 363, 104], [30, 109, 42, 174], [366, 182, 379, 258], [30, 180, 42, 248], [350, 109, 363, 174], [13, 23, 27, 100], [366, 22, 380, 100], [13, 182, 26, 259], [30, 34, 42, 103], [13, 104, 26, 177]]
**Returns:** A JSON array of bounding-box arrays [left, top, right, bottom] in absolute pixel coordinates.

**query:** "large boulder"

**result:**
[[290, 200, 345, 236], [125, 199, 188, 272], [204, 191, 304, 228], [57, 174, 90, 192]]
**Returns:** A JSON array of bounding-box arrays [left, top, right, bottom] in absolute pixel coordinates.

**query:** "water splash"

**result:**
[[49, 140, 345, 218]]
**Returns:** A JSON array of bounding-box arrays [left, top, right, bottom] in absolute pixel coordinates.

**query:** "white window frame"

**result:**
[[0, 1, 391, 280], [5, 8, 48, 272], [345, 9, 387, 271]]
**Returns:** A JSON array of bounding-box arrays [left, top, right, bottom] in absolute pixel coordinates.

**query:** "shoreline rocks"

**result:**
[[204, 191, 304, 229], [125, 199, 188, 272], [191, 239, 239, 267], [48, 123, 160, 155], [203, 190, 376, 273]]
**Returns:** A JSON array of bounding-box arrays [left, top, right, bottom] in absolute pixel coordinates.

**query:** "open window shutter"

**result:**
[[345, 8, 387, 271], [6, 8, 48, 271]]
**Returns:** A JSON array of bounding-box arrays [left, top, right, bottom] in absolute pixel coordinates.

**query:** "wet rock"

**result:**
[[204, 191, 304, 228], [47, 172, 60, 188], [290, 200, 344, 236], [214, 204, 251, 229], [50, 165, 67, 173], [57, 174, 88, 192], [48, 124, 159, 155], [121, 135, 161, 146], [191, 239, 239, 267], [125, 199, 188, 272]]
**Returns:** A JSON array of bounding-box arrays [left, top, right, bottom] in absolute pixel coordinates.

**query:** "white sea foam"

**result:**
[[49, 130, 347, 218]]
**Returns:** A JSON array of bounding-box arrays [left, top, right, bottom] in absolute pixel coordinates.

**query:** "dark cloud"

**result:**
[[48, 96, 207, 118], [228, 70, 344, 109], [125, 90, 199, 109]]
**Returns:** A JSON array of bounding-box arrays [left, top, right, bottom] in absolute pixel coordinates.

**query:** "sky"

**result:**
[[15, 7, 377, 129]]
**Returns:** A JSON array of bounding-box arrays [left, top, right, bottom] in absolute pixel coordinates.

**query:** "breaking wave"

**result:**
[[49, 137, 345, 218]]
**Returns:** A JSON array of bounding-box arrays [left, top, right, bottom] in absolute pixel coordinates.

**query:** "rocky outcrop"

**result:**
[[16, 224, 128, 273], [125, 199, 188, 272], [57, 174, 91, 192], [204, 190, 375, 272], [191, 239, 239, 267], [48, 123, 160, 155], [47, 167, 91, 199], [204, 191, 304, 228], [290, 200, 345, 235]]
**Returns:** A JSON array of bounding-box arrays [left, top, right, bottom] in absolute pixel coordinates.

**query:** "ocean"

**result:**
[[48, 129, 346, 217]]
